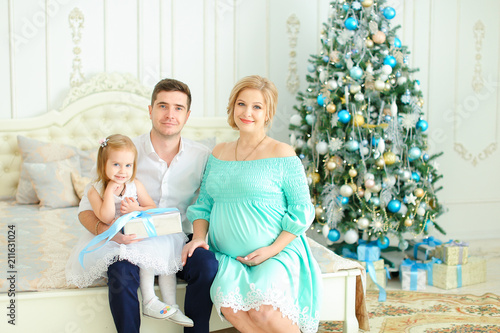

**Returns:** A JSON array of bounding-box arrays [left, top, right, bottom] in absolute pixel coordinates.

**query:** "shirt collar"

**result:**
[[144, 132, 185, 159]]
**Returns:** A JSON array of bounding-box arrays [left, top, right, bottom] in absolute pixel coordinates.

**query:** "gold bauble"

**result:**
[[352, 114, 365, 126], [417, 98, 425, 107], [357, 188, 365, 198], [372, 31, 386, 44], [414, 188, 425, 198], [383, 151, 396, 165], [404, 218, 413, 227], [326, 103, 336, 113], [348, 168, 358, 177], [311, 172, 321, 184], [330, 156, 344, 172], [350, 84, 361, 94], [326, 161, 337, 171], [365, 38, 374, 48], [361, 0, 373, 7], [315, 206, 324, 218], [375, 157, 385, 168]]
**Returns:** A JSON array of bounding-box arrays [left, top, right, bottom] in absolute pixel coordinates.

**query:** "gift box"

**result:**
[[355, 259, 388, 291], [408, 237, 442, 261], [400, 259, 427, 291], [432, 257, 486, 290], [435, 241, 469, 265], [123, 210, 182, 239], [357, 242, 381, 261]]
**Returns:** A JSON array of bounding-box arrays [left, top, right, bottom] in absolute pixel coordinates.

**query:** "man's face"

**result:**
[[149, 90, 191, 138]]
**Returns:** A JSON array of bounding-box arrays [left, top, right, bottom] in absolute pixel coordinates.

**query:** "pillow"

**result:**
[[23, 155, 81, 209], [71, 172, 91, 200], [16, 136, 97, 204]]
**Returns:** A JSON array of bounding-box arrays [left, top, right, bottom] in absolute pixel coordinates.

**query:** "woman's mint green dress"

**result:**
[[187, 155, 322, 333]]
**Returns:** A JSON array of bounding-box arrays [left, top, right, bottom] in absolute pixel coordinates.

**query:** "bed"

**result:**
[[0, 72, 368, 332]]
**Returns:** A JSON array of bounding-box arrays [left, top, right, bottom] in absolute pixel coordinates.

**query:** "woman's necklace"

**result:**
[[235, 136, 267, 161]]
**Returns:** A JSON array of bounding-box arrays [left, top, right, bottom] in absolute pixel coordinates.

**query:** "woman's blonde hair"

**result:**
[[226, 75, 278, 129], [96, 134, 137, 195]]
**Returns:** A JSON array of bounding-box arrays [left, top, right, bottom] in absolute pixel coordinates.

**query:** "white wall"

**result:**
[[1, 0, 499, 241]]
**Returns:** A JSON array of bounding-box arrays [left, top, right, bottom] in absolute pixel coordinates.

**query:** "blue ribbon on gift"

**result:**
[[401, 259, 428, 291], [457, 264, 462, 288], [414, 236, 442, 261], [78, 208, 179, 267], [423, 257, 442, 286], [366, 260, 387, 302]]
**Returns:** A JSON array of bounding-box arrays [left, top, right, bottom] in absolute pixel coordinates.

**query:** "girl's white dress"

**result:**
[[66, 180, 187, 288]]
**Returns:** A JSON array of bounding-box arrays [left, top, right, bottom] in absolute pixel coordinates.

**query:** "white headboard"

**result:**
[[0, 72, 237, 199]]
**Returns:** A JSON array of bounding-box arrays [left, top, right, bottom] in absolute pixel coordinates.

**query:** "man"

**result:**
[[78, 78, 217, 333]]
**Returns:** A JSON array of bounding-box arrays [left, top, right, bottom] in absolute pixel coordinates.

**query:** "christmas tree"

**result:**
[[289, 0, 446, 251]]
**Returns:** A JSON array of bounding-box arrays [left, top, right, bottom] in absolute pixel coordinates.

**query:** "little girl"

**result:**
[[66, 134, 193, 327]]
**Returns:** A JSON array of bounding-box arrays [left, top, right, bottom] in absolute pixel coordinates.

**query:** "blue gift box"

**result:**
[[357, 242, 381, 261]]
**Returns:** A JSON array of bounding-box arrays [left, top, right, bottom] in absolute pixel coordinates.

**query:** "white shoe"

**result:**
[[143, 297, 177, 319], [166, 304, 194, 327]]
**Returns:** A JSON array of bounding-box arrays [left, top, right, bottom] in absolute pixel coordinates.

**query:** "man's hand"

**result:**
[[181, 238, 209, 266]]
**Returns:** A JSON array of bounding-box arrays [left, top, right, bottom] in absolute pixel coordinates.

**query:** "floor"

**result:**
[[213, 237, 500, 332]]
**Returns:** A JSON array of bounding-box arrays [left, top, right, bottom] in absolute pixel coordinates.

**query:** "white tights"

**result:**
[[139, 268, 177, 305]]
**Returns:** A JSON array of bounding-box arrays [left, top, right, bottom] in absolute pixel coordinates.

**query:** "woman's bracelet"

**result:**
[[95, 220, 102, 235]]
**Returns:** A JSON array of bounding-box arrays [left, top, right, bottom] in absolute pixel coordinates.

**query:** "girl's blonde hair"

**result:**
[[226, 75, 278, 130], [96, 134, 137, 194]]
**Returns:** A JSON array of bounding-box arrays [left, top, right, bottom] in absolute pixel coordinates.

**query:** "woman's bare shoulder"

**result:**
[[212, 141, 235, 160], [269, 139, 296, 158]]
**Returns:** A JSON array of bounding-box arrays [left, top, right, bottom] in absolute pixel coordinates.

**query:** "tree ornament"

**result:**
[[364, 179, 375, 188], [315, 206, 324, 218], [354, 92, 364, 102], [311, 172, 321, 184], [381, 64, 393, 75], [374, 80, 385, 91], [357, 217, 370, 229], [344, 17, 359, 30], [307, 64, 316, 73], [345, 140, 360, 151], [327, 228, 341, 242], [404, 218, 413, 227], [290, 114, 302, 126], [350, 84, 361, 94], [340, 184, 354, 197], [383, 151, 396, 165], [349, 168, 358, 177], [400, 170, 411, 181], [326, 160, 337, 171], [350, 66, 363, 80], [411, 172, 420, 182], [397, 76, 407, 85], [398, 240, 409, 251], [390, 100, 398, 116], [305, 114, 316, 125], [384, 55, 397, 68], [387, 199, 401, 213], [352, 114, 365, 126], [416, 119, 428, 131], [375, 157, 385, 168], [337, 109, 351, 123], [322, 224, 330, 238], [317, 94, 325, 106], [327, 79, 338, 90], [377, 236, 390, 249], [408, 147, 422, 161], [382, 7, 396, 20], [326, 103, 336, 113], [416, 206, 426, 216], [344, 229, 359, 244], [365, 38, 374, 48], [372, 31, 386, 44], [414, 188, 424, 197], [361, 0, 373, 7], [316, 141, 329, 155]]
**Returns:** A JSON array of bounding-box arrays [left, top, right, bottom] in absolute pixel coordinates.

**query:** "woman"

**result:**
[[185, 75, 321, 333]]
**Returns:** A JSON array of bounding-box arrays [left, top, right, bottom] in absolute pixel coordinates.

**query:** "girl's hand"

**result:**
[[120, 197, 140, 214], [237, 246, 275, 267], [181, 238, 210, 266], [111, 232, 141, 245], [106, 180, 121, 194]]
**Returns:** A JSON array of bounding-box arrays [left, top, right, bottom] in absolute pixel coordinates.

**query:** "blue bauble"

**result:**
[[323, 55, 330, 63], [371, 137, 381, 146], [327, 229, 341, 242], [384, 115, 392, 122], [416, 119, 428, 131], [370, 197, 380, 206], [346, 140, 359, 151], [422, 153, 430, 162], [377, 236, 390, 249], [350, 66, 364, 80], [384, 55, 397, 68], [341, 196, 349, 205], [307, 64, 316, 73], [317, 94, 325, 106], [307, 106, 313, 111], [424, 219, 434, 232], [408, 147, 422, 161], [393, 37, 402, 48], [398, 240, 409, 251], [387, 199, 401, 213], [344, 17, 359, 30], [299, 154, 305, 159], [342, 3, 350, 11], [338, 109, 351, 124], [411, 172, 421, 182], [383, 7, 396, 19]]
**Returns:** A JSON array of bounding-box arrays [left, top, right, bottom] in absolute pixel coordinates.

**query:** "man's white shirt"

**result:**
[[78, 133, 211, 234]]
